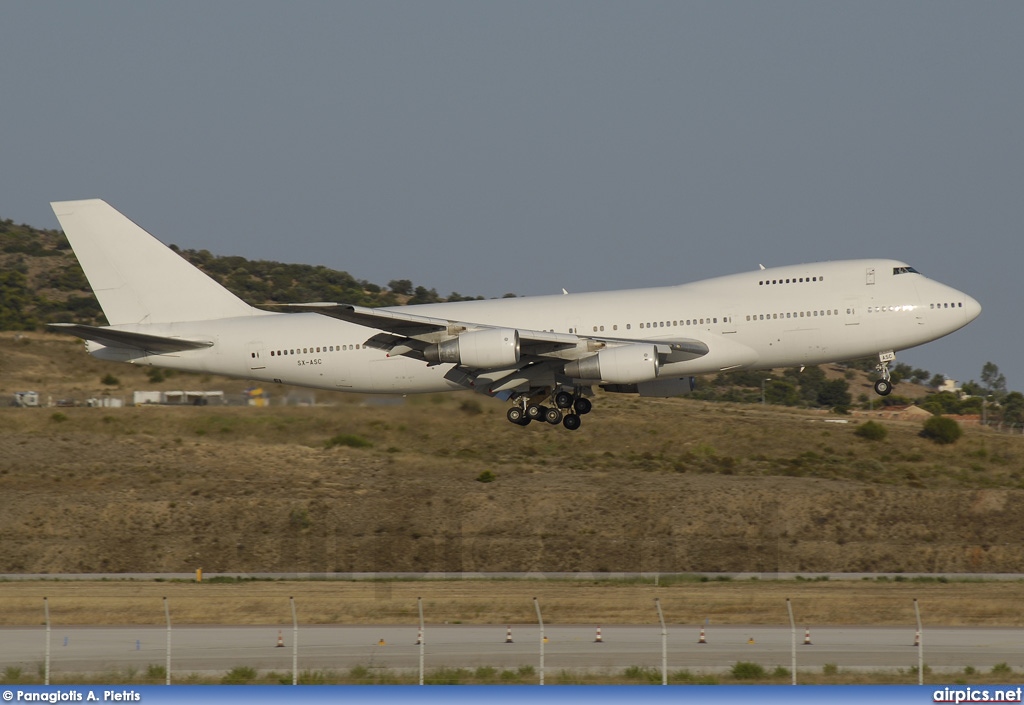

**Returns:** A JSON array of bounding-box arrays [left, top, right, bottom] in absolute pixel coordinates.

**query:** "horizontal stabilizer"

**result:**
[[49, 323, 213, 353]]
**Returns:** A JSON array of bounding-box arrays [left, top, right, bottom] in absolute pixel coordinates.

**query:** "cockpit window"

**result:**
[[893, 266, 920, 275]]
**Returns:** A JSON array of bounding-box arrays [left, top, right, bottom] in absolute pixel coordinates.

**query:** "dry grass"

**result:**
[[2, 578, 1023, 627], [4, 331, 1024, 578]]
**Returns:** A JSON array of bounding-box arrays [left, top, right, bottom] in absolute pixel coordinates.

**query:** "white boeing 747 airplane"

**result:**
[[50, 199, 980, 430]]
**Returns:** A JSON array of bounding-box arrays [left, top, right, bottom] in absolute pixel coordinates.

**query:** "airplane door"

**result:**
[[721, 310, 738, 334], [844, 298, 860, 326], [247, 341, 265, 370], [866, 267, 876, 285]]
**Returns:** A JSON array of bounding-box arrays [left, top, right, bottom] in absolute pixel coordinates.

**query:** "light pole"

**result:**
[[762, 378, 771, 405]]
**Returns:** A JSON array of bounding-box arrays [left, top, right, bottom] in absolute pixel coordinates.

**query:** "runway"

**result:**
[[2, 625, 1020, 676]]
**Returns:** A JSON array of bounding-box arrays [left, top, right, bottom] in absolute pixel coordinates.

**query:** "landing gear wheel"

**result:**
[[526, 404, 544, 420], [507, 407, 527, 425], [554, 391, 574, 409], [544, 407, 563, 425], [562, 413, 581, 431], [574, 397, 592, 415], [874, 379, 893, 396]]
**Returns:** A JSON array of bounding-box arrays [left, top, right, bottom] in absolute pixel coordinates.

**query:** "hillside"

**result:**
[[0, 215, 468, 332], [2, 332, 1023, 575]]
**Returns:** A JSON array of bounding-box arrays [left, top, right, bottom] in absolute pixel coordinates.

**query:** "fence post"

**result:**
[[533, 597, 544, 685], [655, 598, 667, 685], [418, 596, 425, 686], [290, 596, 298, 685], [163, 597, 171, 685], [44, 597, 50, 686], [786, 598, 796, 685], [914, 598, 923, 685]]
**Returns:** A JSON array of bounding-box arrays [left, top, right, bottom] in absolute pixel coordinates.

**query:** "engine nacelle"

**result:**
[[563, 344, 659, 384], [424, 328, 520, 368]]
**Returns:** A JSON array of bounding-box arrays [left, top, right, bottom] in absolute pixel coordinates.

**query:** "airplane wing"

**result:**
[[278, 301, 712, 393], [49, 323, 214, 353], [275, 302, 708, 356]]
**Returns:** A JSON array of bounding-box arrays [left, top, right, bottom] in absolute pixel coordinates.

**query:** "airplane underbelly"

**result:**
[[782, 328, 822, 363]]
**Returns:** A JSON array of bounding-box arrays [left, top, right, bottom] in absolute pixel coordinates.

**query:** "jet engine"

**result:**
[[424, 328, 520, 368], [563, 344, 659, 384]]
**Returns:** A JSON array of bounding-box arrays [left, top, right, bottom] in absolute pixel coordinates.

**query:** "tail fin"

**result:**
[[51, 199, 257, 325]]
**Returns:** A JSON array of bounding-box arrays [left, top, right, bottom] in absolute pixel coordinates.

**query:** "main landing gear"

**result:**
[[874, 351, 896, 396], [506, 390, 592, 431]]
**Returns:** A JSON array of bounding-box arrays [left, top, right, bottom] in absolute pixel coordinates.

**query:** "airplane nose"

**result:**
[[964, 294, 982, 322]]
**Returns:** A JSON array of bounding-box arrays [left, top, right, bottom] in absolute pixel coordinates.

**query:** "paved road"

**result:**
[[2, 625, 1020, 676]]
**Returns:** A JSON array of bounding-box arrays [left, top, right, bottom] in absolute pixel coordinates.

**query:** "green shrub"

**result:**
[[476, 470, 496, 483], [100, 373, 120, 386], [473, 666, 497, 681], [348, 665, 371, 682], [426, 667, 468, 685], [221, 665, 257, 684], [623, 665, 660, 682], [822, 663, 838, 676], [855, 420, 888, 441], [920, 416, 963, 444], [50, 412, 67, 423], [325, 434, 372, 449], [459, 399, 483, 415], [730, 661, 767, 680]]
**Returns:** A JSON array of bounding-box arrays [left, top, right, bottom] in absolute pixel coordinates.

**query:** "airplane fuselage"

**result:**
[[89, 258, 978, 395]]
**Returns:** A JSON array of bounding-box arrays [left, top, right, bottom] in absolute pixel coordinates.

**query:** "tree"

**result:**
[[919, 391, 963, 416], [765, 380, 800, 406], [920, 416, 963, 444], [817, 378, 852, 409], [407, 286, 441, 305], [1001, 392, 1024, 426], [928, 373, 946, 389], [388, 279, 413, 296], [980, 362, 1008, 400], [855, 421, 888, 441]]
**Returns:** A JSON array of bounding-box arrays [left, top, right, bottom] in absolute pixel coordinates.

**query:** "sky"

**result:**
[[2, 2, 1021, 391]]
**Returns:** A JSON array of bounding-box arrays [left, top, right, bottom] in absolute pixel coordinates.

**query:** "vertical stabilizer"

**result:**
[[51, 199, 258, 325]]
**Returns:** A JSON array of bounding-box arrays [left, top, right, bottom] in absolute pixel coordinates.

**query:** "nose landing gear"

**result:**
[[874, 351, 896, 396]]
